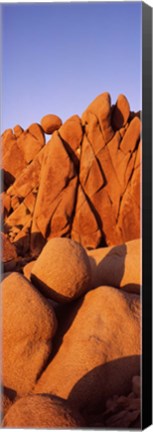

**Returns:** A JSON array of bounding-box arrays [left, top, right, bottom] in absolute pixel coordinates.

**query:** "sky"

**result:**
[[1, 2, 142, 133]]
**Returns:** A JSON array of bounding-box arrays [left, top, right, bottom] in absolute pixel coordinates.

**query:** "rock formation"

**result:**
[[1, 92, 141, 429], [1, 92, 141, 259]]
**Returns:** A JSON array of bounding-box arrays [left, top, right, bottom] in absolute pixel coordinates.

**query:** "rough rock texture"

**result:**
[[2, 272, 57, 395], [0, 387, 17, 420], [41, 114, 62, 134], [2, 394, 85, 428], [72, 94, 141, 248], [1, 232, 17, 271], [1, 92, 141, 429], [89, 387, 140, 428], [1, 123, 45, 189], [1, 92, 141, 257], [88, 238, 141, 294], [31, 132, 78, 255], [34, 286, 140, 413], [31, 237, 91, 302]]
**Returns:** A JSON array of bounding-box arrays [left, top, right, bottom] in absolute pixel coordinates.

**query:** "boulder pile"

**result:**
[[1, 92, 141, 428], [1, 92, 141, 261]]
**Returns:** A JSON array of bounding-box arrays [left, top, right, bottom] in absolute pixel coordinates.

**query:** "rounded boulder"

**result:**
[[41, 114, 62, 134], [2, 394, 85, 428], [31, 237, 91, 302], [2, 272, 57, 395]]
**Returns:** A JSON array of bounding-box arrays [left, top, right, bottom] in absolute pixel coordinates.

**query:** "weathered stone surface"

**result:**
[[1, 232, 17, 271], [2, 394, 85, 428], [59, 114, 83, 155], [98, 392, 140, 428], [17, 123, 45, 164], [112, 94, 130, 130], [41, 114, 62, 134], [35, 286, 140, 412], [2, 93, 141, 253], [73, 104, 141, 247], [2, 272, 57, 395], [88, 238, 141, 294], [0, 192, 11, 217], [0, 387, 17, 419], [71, 184, 102, 249], [31, 237, 91, 302], [1, 122, 45, 190], [83, 92, 114, 143], [32, 132, 78, 248]]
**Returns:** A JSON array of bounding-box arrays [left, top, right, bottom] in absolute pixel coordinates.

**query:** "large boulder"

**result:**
[[31, 237, 92, 302], [31, 132, 78, 250], [1, 123, 45, 188], [58, 114, 83, 156], [72, 93, 141, 248], [34, 286, 140, 413], [88, 238, 141, 294], [2, 272, 57, 395], [2, 394, 85, 428]]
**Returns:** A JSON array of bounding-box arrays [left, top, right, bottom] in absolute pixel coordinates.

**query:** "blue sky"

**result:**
[[1, 2, 142, 132]]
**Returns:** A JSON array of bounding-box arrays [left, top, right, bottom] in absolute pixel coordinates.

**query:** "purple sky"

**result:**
[[1, 2, 142, 132]]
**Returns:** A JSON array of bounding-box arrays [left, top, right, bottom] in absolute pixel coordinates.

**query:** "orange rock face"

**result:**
[[2, 272, 57, 395], [87, 238, 141, 294], [1, 93, 141, 428], [1, 232, 17, 271], [41, 114, 62, 134], [34, 286, 140, 412], [1, 93, 141, 255], [31, 237, 91, 302], [2, 394, 85, 428]]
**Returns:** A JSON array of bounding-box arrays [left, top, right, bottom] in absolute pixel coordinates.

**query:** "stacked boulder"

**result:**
[[1, 92, 141, 263], [1, 92, 141, 428]]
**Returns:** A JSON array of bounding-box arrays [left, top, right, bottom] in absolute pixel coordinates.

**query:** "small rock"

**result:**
[[13, 125, 24, 137], [41, 114, 62, 134]]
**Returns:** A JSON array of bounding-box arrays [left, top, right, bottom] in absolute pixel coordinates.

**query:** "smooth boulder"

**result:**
[[31, 237, 92, 302], [87, 238, 141, 294], [41, 114, 62, 134], [2, 272, 57, 395], [34, 286, 140, 412], [2, 394, 85, 428]]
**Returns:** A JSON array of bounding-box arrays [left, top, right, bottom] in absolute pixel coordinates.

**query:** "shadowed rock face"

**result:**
[[1, 92, 141, 257], [34, 286, 140, 412]]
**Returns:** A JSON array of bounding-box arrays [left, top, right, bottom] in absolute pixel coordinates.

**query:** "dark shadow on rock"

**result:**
[[68, 355, 141, 418], [112, 107, 125, 131], [89, 243, 127, 289], [1, 386, 17, 419], [35, 296, 84, 382], [3, 170, 15, 190], [122, 283, 140, 295]]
